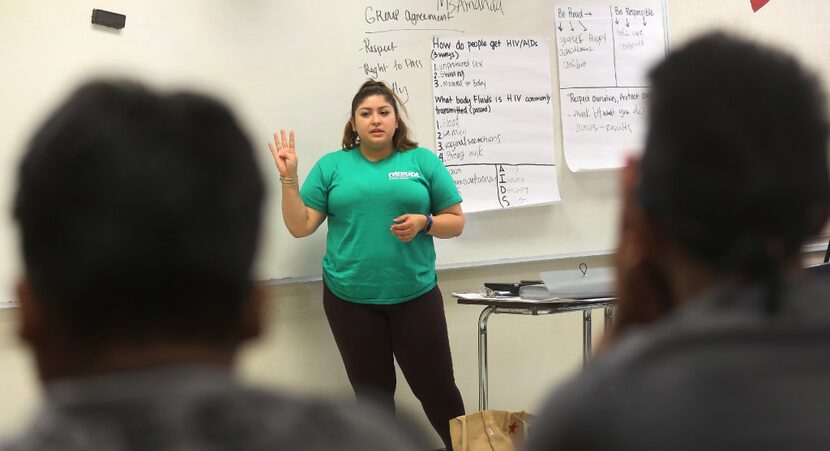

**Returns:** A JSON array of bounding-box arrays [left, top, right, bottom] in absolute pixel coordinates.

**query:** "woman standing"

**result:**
[[269, 80, 465, 449]]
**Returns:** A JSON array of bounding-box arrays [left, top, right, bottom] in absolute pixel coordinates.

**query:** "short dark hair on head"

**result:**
[[14, 80, 265, 344], [639, 32, 830, 274]]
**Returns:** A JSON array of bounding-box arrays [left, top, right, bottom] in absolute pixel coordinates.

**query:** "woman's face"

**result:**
[[352, 94, 398, 150]]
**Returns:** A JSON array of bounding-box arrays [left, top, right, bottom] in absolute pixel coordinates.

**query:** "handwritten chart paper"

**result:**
[[356, 3, 507, 107], [431, 36, 560, 212], [555, 4, 666, 171]]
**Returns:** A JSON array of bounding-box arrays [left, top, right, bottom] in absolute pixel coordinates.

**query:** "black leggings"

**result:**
[[323, 283, 465, 449]]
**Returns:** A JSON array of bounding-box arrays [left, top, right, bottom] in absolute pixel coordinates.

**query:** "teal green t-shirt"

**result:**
[[301, 147, 462, 304]]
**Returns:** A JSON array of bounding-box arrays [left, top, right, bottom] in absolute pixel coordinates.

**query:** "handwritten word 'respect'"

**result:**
[[362, 38, 397, 57]]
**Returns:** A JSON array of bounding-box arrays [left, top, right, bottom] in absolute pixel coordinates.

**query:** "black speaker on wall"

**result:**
[[91, 9, 126, 29]]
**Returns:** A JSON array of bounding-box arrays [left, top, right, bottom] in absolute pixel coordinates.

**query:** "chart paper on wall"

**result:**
[[555, 4, 667, 172], [431, 35, 560, 212]]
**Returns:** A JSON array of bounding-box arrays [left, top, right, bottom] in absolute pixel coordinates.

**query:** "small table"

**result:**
[[454, 295, 614, 410]]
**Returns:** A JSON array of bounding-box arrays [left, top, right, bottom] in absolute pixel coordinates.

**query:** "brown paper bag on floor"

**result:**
[[449, 410, 534, 451]]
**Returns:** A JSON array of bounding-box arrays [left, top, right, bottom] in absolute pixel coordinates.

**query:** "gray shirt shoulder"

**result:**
[[1, 366, 424, 451], [527, 277, 830, 451]]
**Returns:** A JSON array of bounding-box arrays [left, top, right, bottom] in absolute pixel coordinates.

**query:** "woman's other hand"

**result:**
[[391, 214, 428, 243]]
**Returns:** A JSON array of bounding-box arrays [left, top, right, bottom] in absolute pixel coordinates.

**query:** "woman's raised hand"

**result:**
[[268, 129, 298, 178]]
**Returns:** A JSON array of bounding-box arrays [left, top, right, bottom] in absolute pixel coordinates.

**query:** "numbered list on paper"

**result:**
[[555, 4, 666, 171], [431, 36, 560, 212]]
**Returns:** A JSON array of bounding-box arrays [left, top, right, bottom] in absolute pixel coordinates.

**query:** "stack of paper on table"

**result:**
[[518, 284, 551, 300]]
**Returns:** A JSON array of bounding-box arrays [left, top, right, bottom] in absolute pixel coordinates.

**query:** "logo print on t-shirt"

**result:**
[[388, 171, 419, 180]]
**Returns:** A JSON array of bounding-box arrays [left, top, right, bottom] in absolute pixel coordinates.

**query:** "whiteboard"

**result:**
[[1, 0, 829, 292]]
